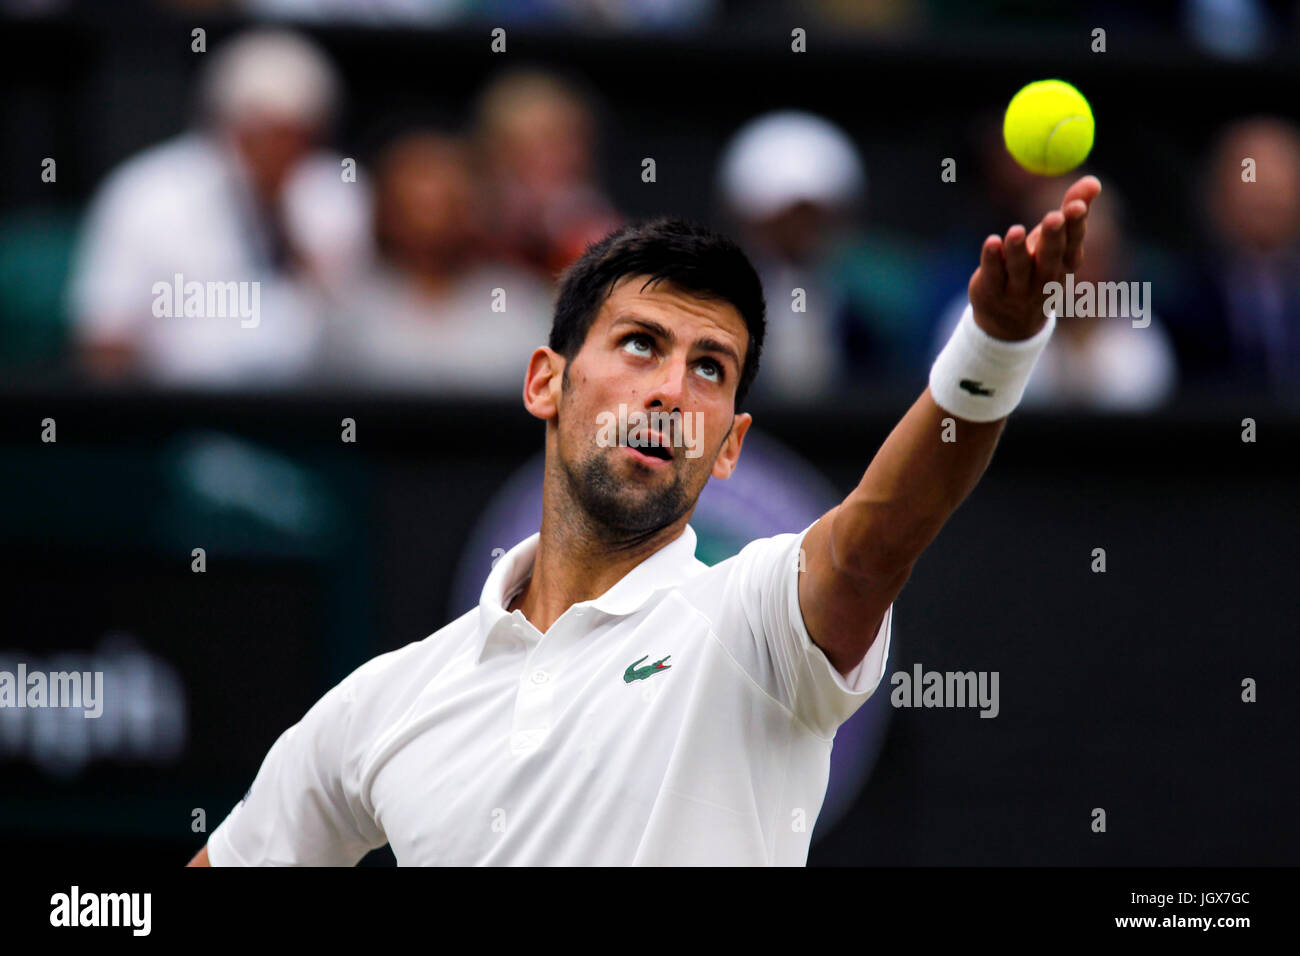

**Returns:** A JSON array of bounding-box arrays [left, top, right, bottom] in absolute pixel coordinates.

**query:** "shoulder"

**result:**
[[332, 608, 479, 729], [86, 133, 225, 225], [671, 528, 808, 613], [281, 150, 373, 236], [101, 133, 221, 195]]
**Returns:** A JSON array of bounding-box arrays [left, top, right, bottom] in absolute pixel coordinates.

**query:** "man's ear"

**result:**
[[711, 411, 752, 480], [522, 347, 565, 421]]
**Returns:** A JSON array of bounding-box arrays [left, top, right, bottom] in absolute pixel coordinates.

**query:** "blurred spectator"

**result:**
[[717, 110, 930, 405], [1167, 117, 1300, 398], [925, 111, 1048, 328], [942, 111, 1044, 246], [472, 69, 622, 281], [240, 0, 469, 25], [1183, 0, 1273, 59], [320, 130, 553, 395], [66, 29, 371, 387], [810, 0, 923, 36], [237, 0, 715, 30], [930, 177, 1179, 412]]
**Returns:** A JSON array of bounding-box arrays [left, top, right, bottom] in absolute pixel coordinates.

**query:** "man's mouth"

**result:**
[[621, 430, 674, 463]]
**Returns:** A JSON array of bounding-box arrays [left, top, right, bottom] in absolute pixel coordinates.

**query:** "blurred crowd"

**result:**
[[4, 27, 1300, 409], [62, 31, 616, 394], [9, 0, 1300, 51]]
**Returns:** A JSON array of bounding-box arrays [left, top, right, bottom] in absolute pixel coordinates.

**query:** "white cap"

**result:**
[[202, 29, 339, 127], [719, 110, 865, 220]]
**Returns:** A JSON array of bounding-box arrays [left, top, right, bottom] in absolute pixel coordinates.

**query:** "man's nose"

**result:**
[[644, 354, 688, 411]]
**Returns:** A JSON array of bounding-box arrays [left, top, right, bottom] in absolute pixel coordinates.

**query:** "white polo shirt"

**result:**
[[207, 520, 893, 866]]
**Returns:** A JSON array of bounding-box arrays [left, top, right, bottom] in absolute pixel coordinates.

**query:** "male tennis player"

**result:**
[[190, 175, 1100, 866]]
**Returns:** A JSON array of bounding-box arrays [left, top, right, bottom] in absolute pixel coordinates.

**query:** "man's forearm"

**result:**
[[829, 387, 1005, 582], [800, 177, 1098, 673]]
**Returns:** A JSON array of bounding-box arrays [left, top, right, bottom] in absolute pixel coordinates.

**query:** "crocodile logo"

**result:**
[[624, 654, 672, 683], [959, 379, 994, 396]]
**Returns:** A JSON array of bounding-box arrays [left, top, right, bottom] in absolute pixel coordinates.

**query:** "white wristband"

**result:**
[[928, 303, 1056, 422]]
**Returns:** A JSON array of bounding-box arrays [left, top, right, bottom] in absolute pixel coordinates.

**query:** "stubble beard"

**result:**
[[558, 444, 692, 543]]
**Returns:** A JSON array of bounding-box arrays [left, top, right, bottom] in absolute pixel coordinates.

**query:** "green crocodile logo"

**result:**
[[624, 654, 672, 683], [959, 378, 994, 396]]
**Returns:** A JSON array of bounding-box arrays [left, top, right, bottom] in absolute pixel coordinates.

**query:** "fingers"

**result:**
[[980, 234, 1006, 287], [1063, 174, 1102, 208], [1025, 222, 1042, 256], [1063, 198, 1088, 271], [1058, 177, 1099, 269], [1004, 224, 1031, 293], [977, 180, 1099, 315], [1034, 210, 1067, 283], [971, 233, 1007, 302]]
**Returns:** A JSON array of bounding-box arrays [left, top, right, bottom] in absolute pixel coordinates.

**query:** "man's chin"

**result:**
[[586, 477, 689, 536], [561, 447, 693, 537]]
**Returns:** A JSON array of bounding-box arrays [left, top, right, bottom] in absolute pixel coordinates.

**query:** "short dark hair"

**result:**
[[549, 217, 766, 408]]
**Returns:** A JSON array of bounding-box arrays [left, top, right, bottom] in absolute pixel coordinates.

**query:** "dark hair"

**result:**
[[549, 217, 766, 408]]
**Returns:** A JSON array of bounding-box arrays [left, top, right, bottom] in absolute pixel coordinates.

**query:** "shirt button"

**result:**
[[530, 669, 549, 685]]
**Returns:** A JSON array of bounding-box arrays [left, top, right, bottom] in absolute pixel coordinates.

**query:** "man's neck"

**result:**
[[507, 498, 691, 636]]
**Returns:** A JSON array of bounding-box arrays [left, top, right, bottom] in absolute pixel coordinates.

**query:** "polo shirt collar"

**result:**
[[475, 525, 701, 663]]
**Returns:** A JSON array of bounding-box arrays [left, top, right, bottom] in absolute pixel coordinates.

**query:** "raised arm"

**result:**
[[800, 175, 1102, 676]]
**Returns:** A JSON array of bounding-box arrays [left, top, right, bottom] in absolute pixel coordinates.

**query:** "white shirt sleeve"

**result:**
[[715, 520, 893, 740], [66, 166, 163, 345], [206, 671, 386, 867]]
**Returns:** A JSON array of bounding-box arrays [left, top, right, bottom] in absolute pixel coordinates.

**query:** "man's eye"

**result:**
[[696, 359, 722, 382], [622, 335, 653, 357]]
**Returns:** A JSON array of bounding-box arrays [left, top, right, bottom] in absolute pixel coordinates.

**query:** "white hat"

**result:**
[[719, 110, 865, 219], [202, 29, 339, 126]]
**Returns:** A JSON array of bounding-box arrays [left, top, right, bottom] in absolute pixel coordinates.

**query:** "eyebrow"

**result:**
[[611, 314, 743, 375]]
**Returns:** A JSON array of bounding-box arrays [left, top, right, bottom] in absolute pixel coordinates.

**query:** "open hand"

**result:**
[[968, 175, 1102, 341]]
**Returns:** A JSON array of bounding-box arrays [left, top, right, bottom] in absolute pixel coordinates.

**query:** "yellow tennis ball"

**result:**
[[1003, 79, 1094, 176]]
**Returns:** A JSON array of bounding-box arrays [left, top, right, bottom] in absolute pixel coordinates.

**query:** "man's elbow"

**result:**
[[829, 505, 929, 584], [834, 534, 918, 590], [186, 845, 211, 867]]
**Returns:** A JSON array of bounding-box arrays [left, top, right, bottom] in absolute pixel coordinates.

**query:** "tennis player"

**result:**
[[189, 175, 1100, 866]]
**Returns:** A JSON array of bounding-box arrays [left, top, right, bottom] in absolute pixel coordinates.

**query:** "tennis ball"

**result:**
[[1003, 79, 1094, 176]]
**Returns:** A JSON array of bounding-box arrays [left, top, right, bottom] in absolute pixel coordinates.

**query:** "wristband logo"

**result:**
[[958, 379, 995, 396]]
